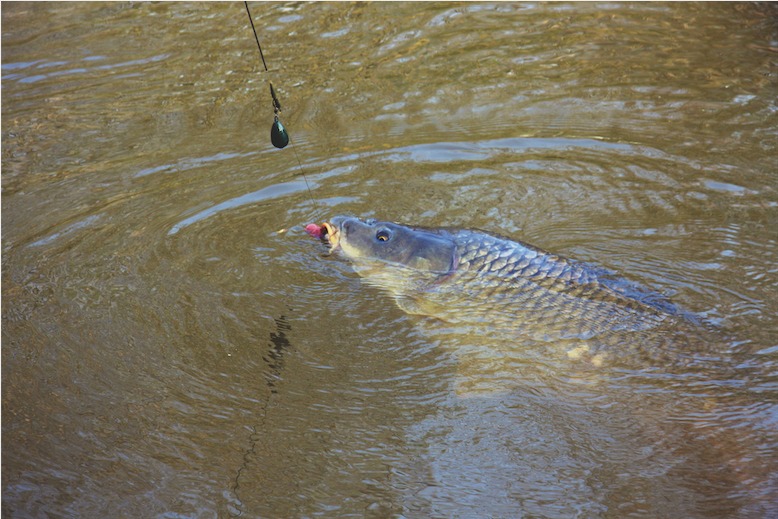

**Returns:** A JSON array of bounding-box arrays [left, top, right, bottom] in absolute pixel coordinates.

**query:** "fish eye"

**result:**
[[376, 229, 391, 242]]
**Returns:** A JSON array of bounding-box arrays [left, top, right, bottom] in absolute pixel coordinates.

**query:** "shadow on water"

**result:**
[[263, 314, 293, 394], [229, 313, 292, 517]]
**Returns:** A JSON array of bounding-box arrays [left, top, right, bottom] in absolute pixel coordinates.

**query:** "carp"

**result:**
[[307, 216, 701, 349]]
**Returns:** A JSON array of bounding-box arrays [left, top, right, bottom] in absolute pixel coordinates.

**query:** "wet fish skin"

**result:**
[[323, 216, 693, 342]]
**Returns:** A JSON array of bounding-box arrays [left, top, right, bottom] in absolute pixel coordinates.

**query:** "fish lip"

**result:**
[[322, 221, 341, 251]]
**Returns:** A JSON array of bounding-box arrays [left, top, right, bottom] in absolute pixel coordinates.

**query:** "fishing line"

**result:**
[[244, 1, 267, 72], [243, 1, 320, 218]]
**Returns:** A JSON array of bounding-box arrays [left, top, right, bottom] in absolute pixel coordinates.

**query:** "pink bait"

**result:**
[[305, 223, 324, 238]]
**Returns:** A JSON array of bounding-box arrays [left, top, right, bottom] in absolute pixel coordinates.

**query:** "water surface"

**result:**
[[3, 2, 777, 517]]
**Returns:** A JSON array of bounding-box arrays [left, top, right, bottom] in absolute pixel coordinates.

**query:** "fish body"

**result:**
[[309, 218, 771, 509], [318, 216, 695, 343]]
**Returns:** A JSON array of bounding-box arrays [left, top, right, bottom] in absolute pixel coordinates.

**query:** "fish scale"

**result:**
[[431, 228, 671, 338]]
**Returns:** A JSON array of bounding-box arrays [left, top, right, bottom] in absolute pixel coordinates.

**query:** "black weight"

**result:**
[[271, 118, 289, 149]]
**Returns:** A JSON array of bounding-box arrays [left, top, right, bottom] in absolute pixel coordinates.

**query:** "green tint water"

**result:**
[[3, 3, 777, 517]]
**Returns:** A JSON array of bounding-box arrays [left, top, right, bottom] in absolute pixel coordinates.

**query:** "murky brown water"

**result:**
[[3, 2, 777, 517]]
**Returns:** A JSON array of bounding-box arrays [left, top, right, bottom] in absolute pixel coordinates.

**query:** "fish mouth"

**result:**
[[322, 221, 341, 251]]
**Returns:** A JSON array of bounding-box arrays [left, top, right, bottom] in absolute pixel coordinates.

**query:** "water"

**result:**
[[3, 2, 777, 517]]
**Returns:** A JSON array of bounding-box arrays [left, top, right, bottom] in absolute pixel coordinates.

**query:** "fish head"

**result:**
[[322, 216, 457, 275]]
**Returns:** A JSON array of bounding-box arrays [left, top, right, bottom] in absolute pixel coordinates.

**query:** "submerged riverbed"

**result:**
[[3, 2, 777, 517]]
